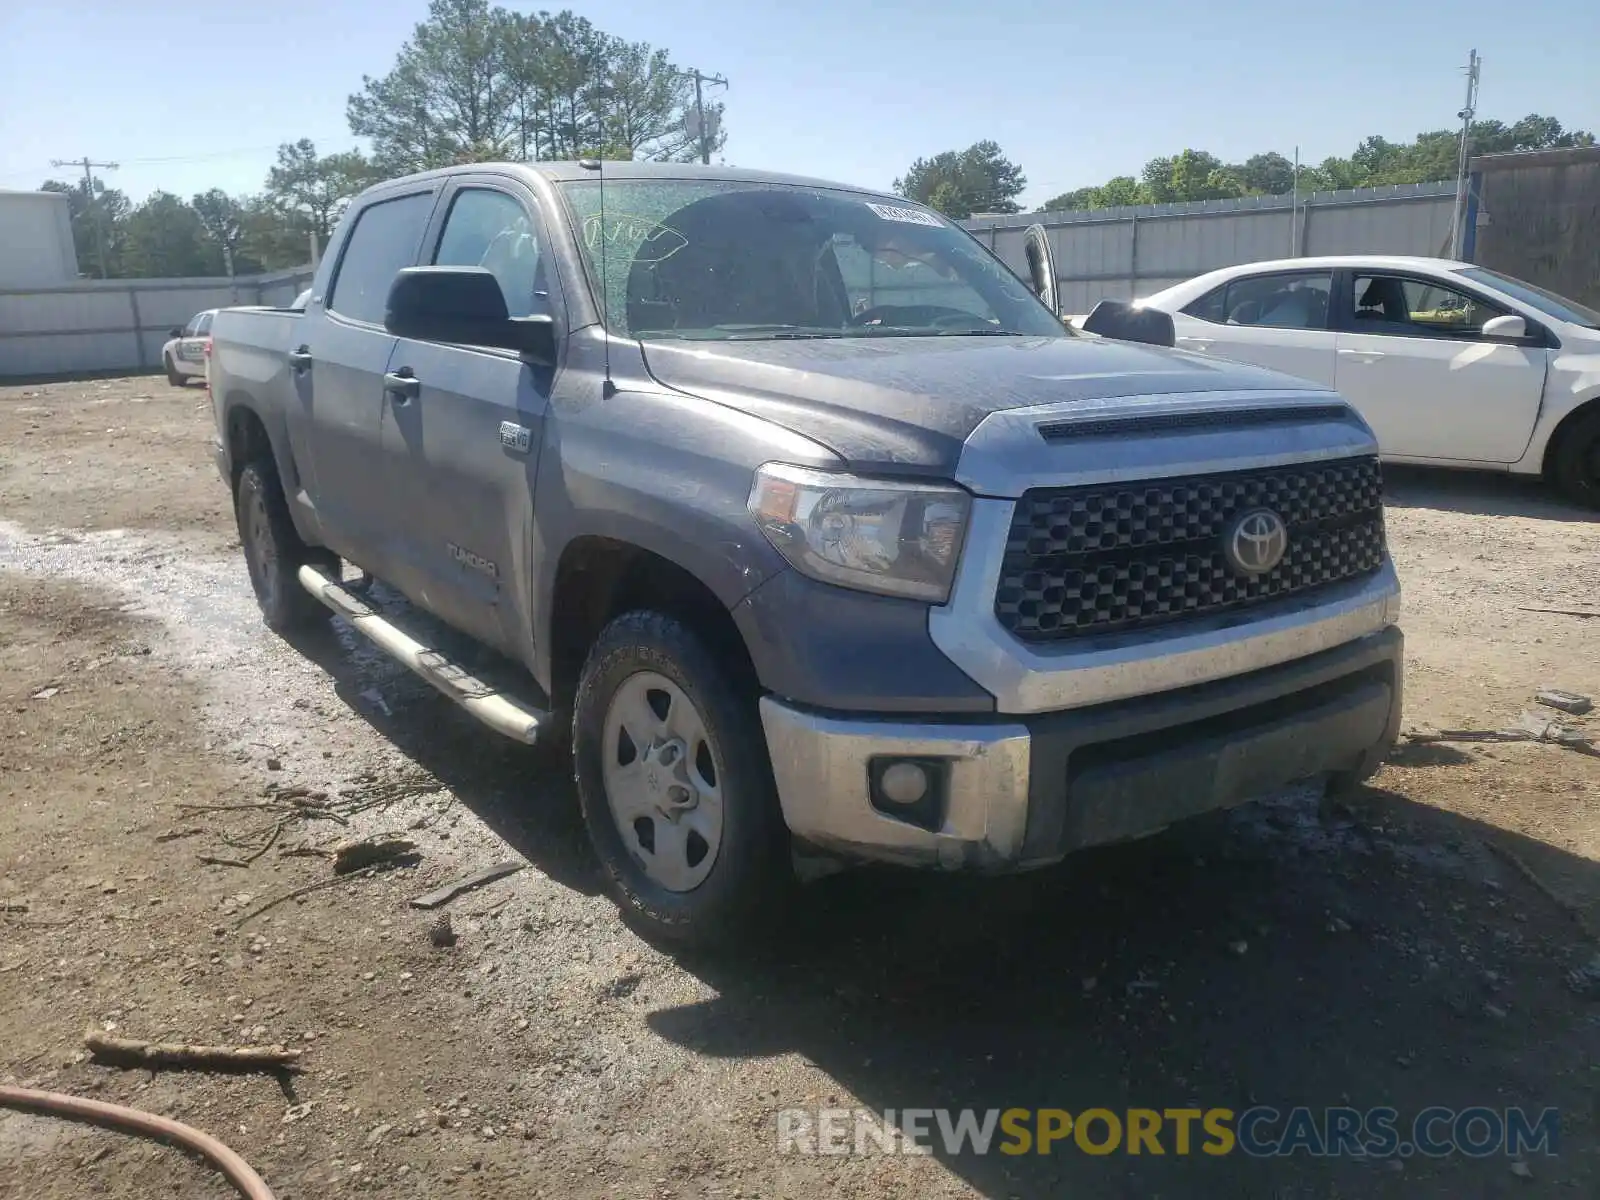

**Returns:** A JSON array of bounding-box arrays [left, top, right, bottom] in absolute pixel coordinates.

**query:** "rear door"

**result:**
[[301, 188, 440, 574], [379, 176, 564, 652], [1332, 270, 1548, 462], [1173, 269, 1337, 386]]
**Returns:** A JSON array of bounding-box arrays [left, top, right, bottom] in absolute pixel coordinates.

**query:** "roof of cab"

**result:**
[[360, 160, 903, 203]]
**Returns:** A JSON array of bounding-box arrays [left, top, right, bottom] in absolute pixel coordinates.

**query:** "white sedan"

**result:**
[[161, 309, 217, 387], [1137, 256, 1600, 507]]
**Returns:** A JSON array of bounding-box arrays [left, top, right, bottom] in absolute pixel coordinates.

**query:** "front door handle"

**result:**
[[1177, 336, 1214, 350], [1338, 348, 1386, 362], [288, 346, 313, 370], [383, 369, 420, 403]]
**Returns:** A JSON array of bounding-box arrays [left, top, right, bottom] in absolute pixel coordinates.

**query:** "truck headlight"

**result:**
[[748, 463, 971, 603]]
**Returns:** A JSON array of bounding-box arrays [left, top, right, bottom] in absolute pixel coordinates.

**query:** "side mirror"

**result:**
[[1480, 313, 1530, 342], [1080, 299, 1176, 348], [169, 328, 183, 339], [384, 266, 556, 364]]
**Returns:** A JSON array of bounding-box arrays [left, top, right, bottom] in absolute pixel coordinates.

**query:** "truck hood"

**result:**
[[639, 334, 1329, 473]]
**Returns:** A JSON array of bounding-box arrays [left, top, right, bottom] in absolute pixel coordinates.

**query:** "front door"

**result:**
[[380, 180, 560, 654], [300, 188, 438, 575], [1332, 271, 1548, 462], [1171, 269, 1337, 386]]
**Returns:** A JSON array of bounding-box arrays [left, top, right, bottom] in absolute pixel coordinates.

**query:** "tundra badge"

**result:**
[[500, 421, 532, 454], [448, 543, 499, 580]]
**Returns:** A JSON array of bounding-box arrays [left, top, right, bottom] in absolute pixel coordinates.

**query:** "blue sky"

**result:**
[[2, 0, 1596, 207]]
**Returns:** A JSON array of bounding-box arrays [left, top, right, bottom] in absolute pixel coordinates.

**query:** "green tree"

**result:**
[[265, 139, 373, 247], [1237, 152, 1295, 196], [191, 189, 255, 277], [121, 193, 221, 278], [40, 175, 130, 278], [1166, 150, 1243, 202], [1033, 111, 1595, 215], [348, 0, 520, 172], [895, 141, 1027, 217], [238, 196, 315, 272], [1096, 176, 1149, 208]]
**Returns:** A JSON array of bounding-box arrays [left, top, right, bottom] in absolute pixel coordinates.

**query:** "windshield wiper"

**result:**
[[844, 325, 1019, 338]]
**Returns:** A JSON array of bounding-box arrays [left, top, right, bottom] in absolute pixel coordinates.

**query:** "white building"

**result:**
[[0, 189, 80, 286]]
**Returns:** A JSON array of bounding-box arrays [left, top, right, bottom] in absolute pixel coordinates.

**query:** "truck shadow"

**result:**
[[648, 784, 1599, 1198], [282, 613, 601, 897], [1383, 464, 1595, 522]]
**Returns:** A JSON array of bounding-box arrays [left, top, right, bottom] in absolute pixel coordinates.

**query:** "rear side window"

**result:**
[[1184, 271, 1332, 329], [326, 193, 436, 325], [195, 312, 213, 336]]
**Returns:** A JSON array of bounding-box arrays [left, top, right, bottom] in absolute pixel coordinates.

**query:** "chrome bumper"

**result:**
[[759, 698, 1031, 869], [759, 627, 1403, 872]]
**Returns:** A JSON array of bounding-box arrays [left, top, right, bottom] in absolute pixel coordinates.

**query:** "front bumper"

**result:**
[[760, 626, 1402, 870]]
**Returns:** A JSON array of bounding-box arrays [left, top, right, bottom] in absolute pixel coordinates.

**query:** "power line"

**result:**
[[4, 136, 358, 182], [50, 156, 118, 280]]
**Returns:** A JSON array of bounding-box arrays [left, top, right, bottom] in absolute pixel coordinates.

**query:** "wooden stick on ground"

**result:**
[[410, 861, 523, 909], [84, 1030, 303, 1072]]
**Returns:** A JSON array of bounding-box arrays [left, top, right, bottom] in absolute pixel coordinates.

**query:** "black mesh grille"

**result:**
[[995, 457, 1386, 641]]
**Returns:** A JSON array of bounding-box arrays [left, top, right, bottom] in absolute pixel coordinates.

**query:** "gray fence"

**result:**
[[0, 265, 315, 378], [964, 181, 1460, 316]]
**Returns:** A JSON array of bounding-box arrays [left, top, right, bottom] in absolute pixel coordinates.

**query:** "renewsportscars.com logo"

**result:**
[[777, 1106, 1560, 1159]]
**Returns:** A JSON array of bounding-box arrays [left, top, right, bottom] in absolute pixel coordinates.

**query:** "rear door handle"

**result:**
[[1177, 336, 1213, 348], [1339, 348, 1386, 362], [383, 369, 420, 402], [288, 346, 313, 370]]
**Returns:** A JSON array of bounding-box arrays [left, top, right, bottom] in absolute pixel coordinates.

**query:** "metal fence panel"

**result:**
[[0, 266, 316, 378], [968, 181, 1460, 310]]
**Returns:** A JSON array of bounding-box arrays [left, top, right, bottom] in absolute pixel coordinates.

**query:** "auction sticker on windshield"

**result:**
[[865, 203, 944, 228]]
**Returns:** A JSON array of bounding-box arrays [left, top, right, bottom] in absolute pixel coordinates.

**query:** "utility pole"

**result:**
[[50, 156, 119, 279], [1448, 49, 1481, 259], [683, 69, 728, 165], [1290, 145, 1299, 256]]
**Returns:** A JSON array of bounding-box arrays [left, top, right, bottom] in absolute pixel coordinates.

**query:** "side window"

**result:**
[[1183, 286, 1228, 323], [828, 233, 992, 319], [1219, 272, 1331, 329], [433, 189, 547, 318], [1349, 274, 1504, 337], [326, 192, 436, 326], [182, 314, 203, 337], [195, 312, 213, 336]]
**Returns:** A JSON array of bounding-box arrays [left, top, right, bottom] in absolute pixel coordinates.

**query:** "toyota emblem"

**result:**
[[1223, 508, 1288, 576]]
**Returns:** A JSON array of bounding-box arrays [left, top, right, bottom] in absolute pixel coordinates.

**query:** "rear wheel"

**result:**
[[1551, 410, 1600, 509], [164, 354, 186, 387], [573, 609, 788, 949], [235, 460, 331, 632]]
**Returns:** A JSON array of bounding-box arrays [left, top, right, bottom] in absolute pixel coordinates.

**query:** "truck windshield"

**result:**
[[559, 178, 1067, 341]]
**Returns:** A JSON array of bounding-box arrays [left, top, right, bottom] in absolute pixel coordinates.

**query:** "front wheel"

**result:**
[[1551, 411, 1600, 509], [164, 354, 186, 387], [572, 610, 788, 949]]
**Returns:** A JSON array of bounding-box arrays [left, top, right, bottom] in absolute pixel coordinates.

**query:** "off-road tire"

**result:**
[[1550, 410, 1600, 509], [572, 609, 789, 949], [235, 459, 332, 633]]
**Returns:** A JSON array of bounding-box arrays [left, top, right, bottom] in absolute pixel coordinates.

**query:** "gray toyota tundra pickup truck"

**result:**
[[208, 161, 1403, 947]]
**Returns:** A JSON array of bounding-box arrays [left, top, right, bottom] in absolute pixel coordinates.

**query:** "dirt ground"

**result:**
[[2, 374, 1598, 1199]]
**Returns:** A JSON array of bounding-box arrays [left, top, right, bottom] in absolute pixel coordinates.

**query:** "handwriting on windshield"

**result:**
[[582, 213, 688, 265]]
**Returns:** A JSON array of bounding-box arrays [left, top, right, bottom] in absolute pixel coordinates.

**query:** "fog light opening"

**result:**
[[868, 756, 950, 832]]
